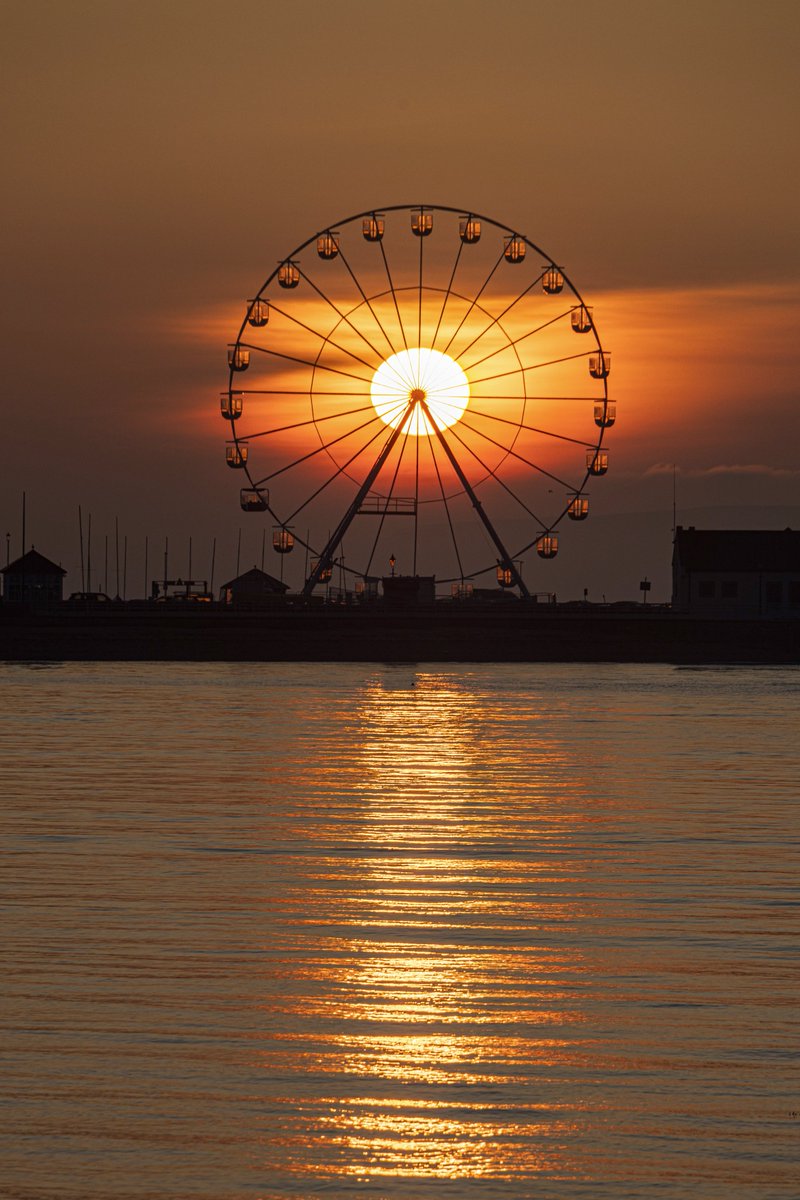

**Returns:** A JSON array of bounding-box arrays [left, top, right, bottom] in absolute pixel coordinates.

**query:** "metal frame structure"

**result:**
[[221, 204, 613, 596]]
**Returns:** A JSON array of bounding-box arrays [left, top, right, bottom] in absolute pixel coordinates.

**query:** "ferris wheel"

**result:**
[[221, 204, 614, 597]]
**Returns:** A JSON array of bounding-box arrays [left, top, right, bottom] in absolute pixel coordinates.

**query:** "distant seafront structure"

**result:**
[[220, 205, 615, 600], [1, 529, 798, 664], [1, 549, 66, 605], [219, 566, 288, 606], [672, 527, 800, 618]]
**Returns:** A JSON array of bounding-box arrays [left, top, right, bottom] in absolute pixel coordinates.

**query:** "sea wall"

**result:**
[[1, 604, 798, 663]]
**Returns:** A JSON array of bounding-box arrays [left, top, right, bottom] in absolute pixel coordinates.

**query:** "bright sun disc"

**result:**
[[371, 348, 470, 436]]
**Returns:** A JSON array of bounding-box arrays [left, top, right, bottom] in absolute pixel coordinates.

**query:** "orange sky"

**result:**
[[2, 1, 799, 599]]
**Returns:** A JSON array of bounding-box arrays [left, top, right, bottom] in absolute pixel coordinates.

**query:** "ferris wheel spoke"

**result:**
[[417, 228, 425, 352], [418, 397, 592, 461], [364, 425, 414, 577], [244, 342, 374, 386], [295, 266, 390, 366], [438, 248, 505, 358], [266, 299, 381, 376], [413, 423, 421, 573], [427, 435, 466, 581], [336, 243, 401, 361], [252, 402, 405, 488], [282, 404, 413, 526], [377, 239, 410, 353], [453, 413, 578, 491], [459, 308, 572, 374], [430, 238, 465, 352], [455, 268, 546, 362], [468, 349, 595, 389], [411, 390, 599, 421], [460, 393, 604, 402], [243, 401, 381, 442], [240, 389, 372, 396], [458, 404, 595, 449]]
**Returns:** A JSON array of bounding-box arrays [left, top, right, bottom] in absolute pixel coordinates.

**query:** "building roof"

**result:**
[[220, 566, 288, 592], [1, 548, 67, 576], [674, 527, 800, 573]]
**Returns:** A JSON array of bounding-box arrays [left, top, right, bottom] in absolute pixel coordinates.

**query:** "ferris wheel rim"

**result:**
[[222, 204, 613, 591]]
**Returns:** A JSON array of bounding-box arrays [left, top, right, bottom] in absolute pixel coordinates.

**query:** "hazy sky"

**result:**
[[3, 0, 799, 599]]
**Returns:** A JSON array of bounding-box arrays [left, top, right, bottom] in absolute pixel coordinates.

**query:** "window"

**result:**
[[789, 581, 800, 607], [765, 581, 782, 605], [698, 580, 715, 598], [720, 581, 738, 599]]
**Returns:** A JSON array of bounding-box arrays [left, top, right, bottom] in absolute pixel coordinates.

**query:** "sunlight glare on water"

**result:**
[[2, 663, 798, 1199]]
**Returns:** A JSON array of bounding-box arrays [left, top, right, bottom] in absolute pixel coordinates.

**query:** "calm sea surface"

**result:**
[[2, 662, 798, 1199]]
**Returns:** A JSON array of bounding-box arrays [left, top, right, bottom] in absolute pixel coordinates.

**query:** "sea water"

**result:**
[[2, 663, 797, 1199]]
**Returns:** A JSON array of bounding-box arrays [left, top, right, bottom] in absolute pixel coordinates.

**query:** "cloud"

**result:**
[[645, 462, 799, 479]]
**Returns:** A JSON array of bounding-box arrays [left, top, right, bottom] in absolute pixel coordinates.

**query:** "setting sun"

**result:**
[[370, 348, 470, 437]]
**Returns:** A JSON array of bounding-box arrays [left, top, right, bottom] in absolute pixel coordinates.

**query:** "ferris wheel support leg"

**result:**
[[419, 399, 531, 600], [301, 400, 416, 597]]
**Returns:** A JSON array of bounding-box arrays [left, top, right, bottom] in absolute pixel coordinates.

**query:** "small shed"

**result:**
[[1, 549, 67, 605], [220, 566, 289, 605], [672, 527, 800, 616]]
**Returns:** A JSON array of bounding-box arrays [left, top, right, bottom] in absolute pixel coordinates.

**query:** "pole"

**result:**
[[115, 516, 120, 597], [672, 464, 677, 535], [188, 535, 192, 580], [87, 513, 92, 593], [123, 536, 128, 601], [164, 536, 169, 594], [210, 537, 216, 598], [236, 528, 241, 577], [413, 435, 419, 575], [78, 507, 85, 593], [104, 535, 108, 594], [144, 535, 148, 600], [21, 491, 27, 602]]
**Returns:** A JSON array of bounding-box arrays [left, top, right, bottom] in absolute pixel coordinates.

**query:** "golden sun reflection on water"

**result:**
[[258, 672, 596, 1183]]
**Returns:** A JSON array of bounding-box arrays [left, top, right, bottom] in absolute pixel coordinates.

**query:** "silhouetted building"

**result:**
[[381, 575, 436, 606], [672, 527, 800, 617], [2, 549, 67, 605], [220, 566, 288, 604]]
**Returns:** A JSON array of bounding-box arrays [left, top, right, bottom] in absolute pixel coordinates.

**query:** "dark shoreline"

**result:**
[[2, 604, 798, 664]]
